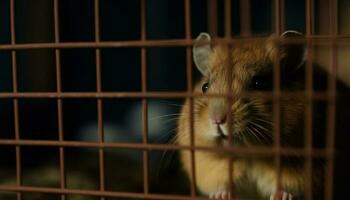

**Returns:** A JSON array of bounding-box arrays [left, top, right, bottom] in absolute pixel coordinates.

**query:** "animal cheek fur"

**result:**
[[257, 99, 270, 111], [230, 101, 247, 122], [281, 102, 305, 134], [248, 98, 272, 117]]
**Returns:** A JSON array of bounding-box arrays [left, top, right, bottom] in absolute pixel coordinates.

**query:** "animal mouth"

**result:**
[[215, 125, 234, 146], [215, 125, 244, 145], [216, 126, 228, 140]]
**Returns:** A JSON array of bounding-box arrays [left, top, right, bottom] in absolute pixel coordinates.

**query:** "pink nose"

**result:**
[[211, 115, 227, 125]]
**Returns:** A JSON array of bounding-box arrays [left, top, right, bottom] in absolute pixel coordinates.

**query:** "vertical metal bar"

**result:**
[[281, 0, 285, 33], [94, 1, 105, 199], [224, 0, 232, 38], [184, 0, 196, 197], [53, 0, 66, 200], [185, 0, 192, 43], [318, 0, 330, 34], [305, 1, 314, 199], [207, 0, 218, 37], [274, 0, 284, 35], [10, 0, 22, 199], [325, 0, 337, 199], [224, 0, 235, 197], [140, 0, 149, 195], [273, 0, 283, 196], [226, 50, 234, 198], [306, 0, 314, 37], [240, 0, 252, 36]]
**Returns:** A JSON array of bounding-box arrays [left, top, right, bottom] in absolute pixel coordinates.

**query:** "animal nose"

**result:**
[[211, 114, 227, 125]]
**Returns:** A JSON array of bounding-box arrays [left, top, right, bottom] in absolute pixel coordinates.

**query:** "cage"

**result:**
[[0, 0, 350, 200]]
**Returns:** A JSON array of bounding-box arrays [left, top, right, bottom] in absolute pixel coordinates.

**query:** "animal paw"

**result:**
[[209, 190, 232, 200], [270, 191, 293, 200]]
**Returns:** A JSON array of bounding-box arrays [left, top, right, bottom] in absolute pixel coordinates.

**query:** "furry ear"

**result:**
[[280, 30, 306, 71], [193, 33, 212, 76]]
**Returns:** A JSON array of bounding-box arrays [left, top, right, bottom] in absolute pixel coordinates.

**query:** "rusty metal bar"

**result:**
[[93, 1, 106, 200], [0, 40, 193, 50], [224, 0, 235, 196], [0, 185, 265, 200], [0, 91, 343, 100], [235, 1, 253, 192], [207, 0, 218, 37], [140, 0, 149, 195], [318, 0, 331, 34], [325, 0, 337, 199], [224, 0, 232, 38], [274, 0, 284, 35], [306, 0, 315, 35], [226, 48, 235, 197], [240, 0, 252, 36], [10, 0, 22, 200], [305, 0, 314, 199], [0, 139, 330, 157], [273, 0, 283, 196], [184, 0, 197, 197], [53, 0, 66, 200], [1, 36, 350, 50], [305, 1, 314, 199]]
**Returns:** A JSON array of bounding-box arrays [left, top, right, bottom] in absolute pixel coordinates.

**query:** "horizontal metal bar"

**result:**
[[0, 139, 330, 157], [0, 91, 341, 100], [0, 40, 192, 50], [0, 185, 262, 200], [0, 185, 208, 200], [1, 35, 350, 50]]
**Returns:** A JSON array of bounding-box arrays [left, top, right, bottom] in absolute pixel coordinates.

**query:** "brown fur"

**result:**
[[177, 37, 307, 198]]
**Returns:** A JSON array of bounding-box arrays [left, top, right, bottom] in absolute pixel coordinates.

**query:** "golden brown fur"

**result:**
[[177, 35, 308, 199]]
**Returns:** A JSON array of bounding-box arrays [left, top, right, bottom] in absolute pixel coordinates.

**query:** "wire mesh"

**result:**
[[0, 0, 348, 199]]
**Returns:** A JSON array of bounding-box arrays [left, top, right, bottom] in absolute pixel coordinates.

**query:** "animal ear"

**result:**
[[280, 30, 306, 71], [193, 32, 212, 76]]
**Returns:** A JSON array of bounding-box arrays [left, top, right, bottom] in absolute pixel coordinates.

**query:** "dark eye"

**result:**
[[250, 76, 272, 91], [202, 82, 209, 93]]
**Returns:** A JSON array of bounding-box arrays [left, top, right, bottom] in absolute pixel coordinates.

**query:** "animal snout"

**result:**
[[211, 114, 227, 125]]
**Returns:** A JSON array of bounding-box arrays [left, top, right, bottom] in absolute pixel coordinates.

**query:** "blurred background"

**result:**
[[0, 0, 349, 199]]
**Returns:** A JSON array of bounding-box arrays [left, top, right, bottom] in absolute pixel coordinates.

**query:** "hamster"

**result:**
[[177, 31, 350, 200]]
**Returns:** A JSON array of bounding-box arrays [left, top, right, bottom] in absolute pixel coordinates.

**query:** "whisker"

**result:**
[[248, 125, 270, 144], [235, 130, 247, 144], [246, 127, 264, 144], [149, 123, 178, 144], [156, 148, 177, 181], [249, 120, 271, 133], [253, 117, 273, 125], [149, 113, 181, 121], [161, 117, 180, 124], [157, 100, 183, 108]]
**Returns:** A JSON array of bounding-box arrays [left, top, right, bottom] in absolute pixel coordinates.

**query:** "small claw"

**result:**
[[209, 193, 215, 199], [222, 191, 231, 200], [282, 192, 288, 200], [209, 190, 232, 200], [270, 191, 293, 200], [215, 191, 220, 199]]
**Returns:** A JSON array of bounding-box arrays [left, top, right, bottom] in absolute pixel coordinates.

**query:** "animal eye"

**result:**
[[202, 82, 209, 93], [250, 76, 272, 91]]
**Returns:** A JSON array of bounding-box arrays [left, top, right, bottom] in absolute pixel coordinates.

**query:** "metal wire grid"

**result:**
[[0, 0, 345, 199]]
